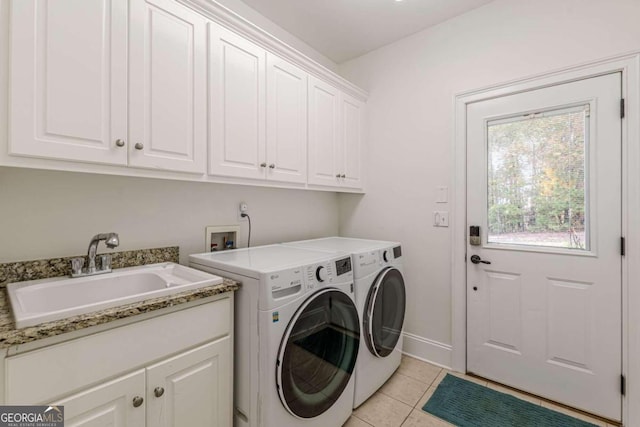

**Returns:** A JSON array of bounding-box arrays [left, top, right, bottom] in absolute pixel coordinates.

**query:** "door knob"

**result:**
[[470, 255, 491, 265]]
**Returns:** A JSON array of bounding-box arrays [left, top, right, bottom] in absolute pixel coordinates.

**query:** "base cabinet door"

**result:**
[[53, 370, 146, 427], [146, 338, 232, 427]]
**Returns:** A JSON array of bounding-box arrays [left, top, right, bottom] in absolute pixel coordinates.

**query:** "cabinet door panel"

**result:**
[[266, 54, 307, 184], [341, 93, 365, 189], [209, 24, 266, 179], [53, 370, 145, 427], [147, 338, 232, 427], [129, 0, 207, 173], [9, 0, 127, 165], [307, 77, 340, 187]]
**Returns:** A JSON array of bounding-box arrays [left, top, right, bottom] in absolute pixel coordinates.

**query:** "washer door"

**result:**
[[364, 267, 406, 358], [276, 288, 360, 419]]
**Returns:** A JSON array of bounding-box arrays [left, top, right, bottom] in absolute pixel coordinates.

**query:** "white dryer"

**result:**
[[283, 237, 406, 408], [189, 245, 359, 427]]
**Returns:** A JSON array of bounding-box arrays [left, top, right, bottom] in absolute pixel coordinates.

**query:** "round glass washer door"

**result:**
[[364, 267, 406, 358], [276, 288, 360, 419]]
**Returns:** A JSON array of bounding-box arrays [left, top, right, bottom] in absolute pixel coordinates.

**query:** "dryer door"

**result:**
[[276, 288, 360, 419], [364, 267, 406, 357]]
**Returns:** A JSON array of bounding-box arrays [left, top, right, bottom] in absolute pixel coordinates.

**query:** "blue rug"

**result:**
[[422, 374, 598, 427]]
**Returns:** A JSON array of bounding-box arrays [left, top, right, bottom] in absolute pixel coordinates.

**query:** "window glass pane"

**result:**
[[487, 105, 589, 250]]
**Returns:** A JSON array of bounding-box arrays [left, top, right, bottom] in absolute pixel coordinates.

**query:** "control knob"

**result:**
[[315, 266, 327, 283], [383, 250, 389, 262]]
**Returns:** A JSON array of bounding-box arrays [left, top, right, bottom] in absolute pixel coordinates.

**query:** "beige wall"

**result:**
[[0, 167, 339, 264], [338, 0, 640, 364]]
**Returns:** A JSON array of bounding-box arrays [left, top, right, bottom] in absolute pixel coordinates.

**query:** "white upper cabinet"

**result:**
[[266, 54, 308, 184], [340, 93, 365, 189], [209, 24, 266, 180], [307, 76, 341, 187], [9, 0, 128, 165], [129, 0, 207, 174]]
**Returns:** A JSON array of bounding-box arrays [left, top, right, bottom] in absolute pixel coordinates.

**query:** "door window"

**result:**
[[487, 104, 589, 250]]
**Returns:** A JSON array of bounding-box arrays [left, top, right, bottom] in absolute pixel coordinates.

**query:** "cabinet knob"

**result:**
[[341, 174, 346, 178], [134, 142, 144, 150], [336, 174, 341, 178], [269, 164, 275, 169], [260, 162, 267, 168], [115, 139, 125, 147], [132, 396, 144, 408], [154, 387, 165, 398]]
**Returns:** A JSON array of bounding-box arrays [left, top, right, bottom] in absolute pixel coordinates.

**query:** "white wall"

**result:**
[[0, 167, 339, 264], [338, 0, 640, 366], [209, 0, 338, 72]]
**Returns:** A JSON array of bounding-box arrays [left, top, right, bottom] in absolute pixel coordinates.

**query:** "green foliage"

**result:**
[[487, 109, 586, 248]]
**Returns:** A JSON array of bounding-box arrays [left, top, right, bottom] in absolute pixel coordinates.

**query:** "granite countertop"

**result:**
[[0, 246, 240, 349], [0, 277, 239, 349]]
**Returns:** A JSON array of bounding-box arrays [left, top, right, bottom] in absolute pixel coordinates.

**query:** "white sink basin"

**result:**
[[7, 263, 223, 329]]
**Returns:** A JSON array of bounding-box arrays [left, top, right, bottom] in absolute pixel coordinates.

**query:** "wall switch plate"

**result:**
[[434, 211, 449, 227], [436, 186, 448, 203]]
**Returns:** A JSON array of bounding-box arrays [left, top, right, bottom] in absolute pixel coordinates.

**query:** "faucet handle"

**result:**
[[71, 257, 85, 276], [99, 254, 112, 272]]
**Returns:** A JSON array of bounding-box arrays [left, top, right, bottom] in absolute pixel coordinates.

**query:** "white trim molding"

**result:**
[[402, 332, 452, 369], [452, 52, 640, 425], [178, 0, 368, 102]]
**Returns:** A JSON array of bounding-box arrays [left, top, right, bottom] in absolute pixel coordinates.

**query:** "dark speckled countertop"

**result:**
[[0, 247, 239, 349]]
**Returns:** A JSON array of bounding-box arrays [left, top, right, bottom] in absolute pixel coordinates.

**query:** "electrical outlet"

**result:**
[[238, 202, 248, 221]]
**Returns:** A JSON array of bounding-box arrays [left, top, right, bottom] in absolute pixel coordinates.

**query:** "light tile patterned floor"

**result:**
[[343, 355, 616, 427]]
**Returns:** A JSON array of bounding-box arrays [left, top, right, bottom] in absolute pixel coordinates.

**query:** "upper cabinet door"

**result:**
[[209, 24, 266, 179], [129, 0, 207, 174], [9, 0, 128, 165], [266, 54, 307, 184], [340, 93, 365, 189], [307, 76, 341, 187]]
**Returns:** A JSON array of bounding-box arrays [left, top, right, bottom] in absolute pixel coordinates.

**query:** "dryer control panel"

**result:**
[[354, 245, 402, 278]]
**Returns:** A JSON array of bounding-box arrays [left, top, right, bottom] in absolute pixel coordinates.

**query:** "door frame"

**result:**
[[451, 52, 640, 424]]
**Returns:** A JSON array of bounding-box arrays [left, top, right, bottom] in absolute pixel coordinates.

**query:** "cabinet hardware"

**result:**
[[154, 387, 165, 398], [341, 174, 346, 178], [134, 143, 144, 150], [132, 396, 144, 407], [269, 164, 275, 169], [260, 162, 267, 168], [115, 139, 125, 147], [336, 174, 341, 178]]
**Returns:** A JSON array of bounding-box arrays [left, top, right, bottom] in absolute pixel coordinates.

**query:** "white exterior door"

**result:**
[[54, 370, 146, 427], [266, 53, 307, 184], [9, 0, 128, 165], [209, 24, 266, 179], [340, 93, 365, 189], [307, 76, 341, 187], [129, 0, 207, 174], [466, 73, 622, 420], [146, 339, 232, 427]]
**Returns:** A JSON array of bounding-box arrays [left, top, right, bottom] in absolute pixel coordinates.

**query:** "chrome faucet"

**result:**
[[71, 233, 120, 277]]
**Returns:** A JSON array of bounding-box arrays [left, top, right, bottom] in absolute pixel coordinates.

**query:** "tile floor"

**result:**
[[343, 355, 617, 427]]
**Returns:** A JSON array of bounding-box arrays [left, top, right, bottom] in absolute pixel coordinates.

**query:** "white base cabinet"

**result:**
[[3, 296, 234, 427]]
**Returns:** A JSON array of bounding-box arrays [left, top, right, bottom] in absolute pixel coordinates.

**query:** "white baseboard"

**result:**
[[402, 332, 453, 370]]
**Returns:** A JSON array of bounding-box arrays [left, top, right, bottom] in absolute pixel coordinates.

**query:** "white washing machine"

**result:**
[[189, 245, 359, 427], [283, 237, 406, 408]]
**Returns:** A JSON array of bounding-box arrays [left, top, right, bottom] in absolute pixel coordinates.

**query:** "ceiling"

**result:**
[[237, 0, 495, 64]]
